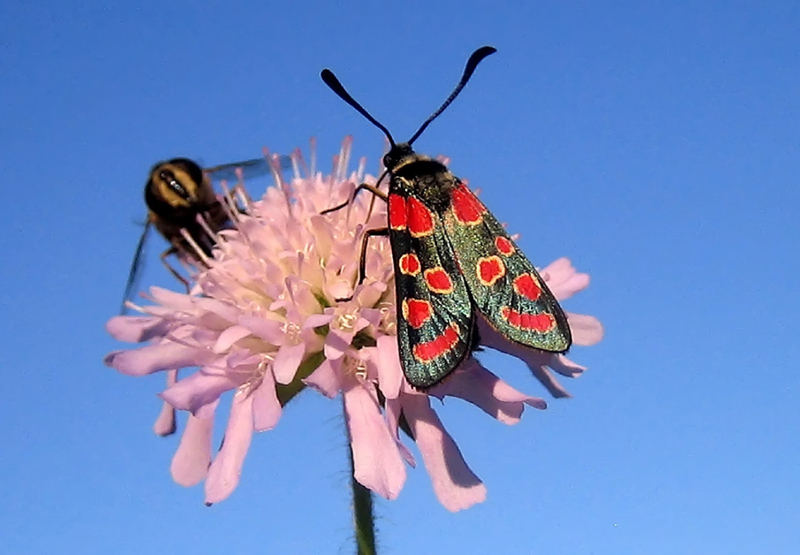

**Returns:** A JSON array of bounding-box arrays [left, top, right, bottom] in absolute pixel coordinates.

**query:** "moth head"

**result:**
[[382, 143, 415, 171]]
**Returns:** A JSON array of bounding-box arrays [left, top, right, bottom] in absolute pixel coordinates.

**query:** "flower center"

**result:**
[[342, 355, 368, 380], [335, 312, 358, 331]]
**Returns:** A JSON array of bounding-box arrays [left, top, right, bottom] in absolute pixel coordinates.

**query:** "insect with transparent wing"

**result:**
[[121, 155, 290, 312]]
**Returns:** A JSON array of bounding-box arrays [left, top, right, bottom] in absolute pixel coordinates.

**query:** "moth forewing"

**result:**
[[441, 182, 572, 352]]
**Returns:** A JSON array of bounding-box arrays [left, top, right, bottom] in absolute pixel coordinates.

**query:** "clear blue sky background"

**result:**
[[2, 1, 798, 553]]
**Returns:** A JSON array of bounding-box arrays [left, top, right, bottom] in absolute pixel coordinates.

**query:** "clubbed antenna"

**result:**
[[407, 46, 497, 145], [321, 69, 396, 147]]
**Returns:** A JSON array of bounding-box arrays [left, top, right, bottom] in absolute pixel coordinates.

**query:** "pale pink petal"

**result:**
[[238, 315, 284, 344], [430, 358, 546, 425], [193, 297, 241, 323], [302, 313, 334, 329], [159, 366, 240, 413], [375, 335, 402, 399], [384, 397, 416, 467], [476, 315, 574, 397], [252, 369, 281, 431], [567, 313, 604, 346], [153, 402, 176, 436], [272, 343, 305, 384], [527, 366, 571, 398], [548, 354, 586, 378], [303, 358, 341, 398], [205, 392, 254, 504], [171, 412, 215, 486], [541, 258, 590, 301], [324, 328, 355, 360], [213, 325, 252, 353], [402, 393, 486, 512], [343, 379, 406, 499], [106, 316, 168, 342], [153, 370, 178, 436], [147, 286, 197, 311], [105, 343, 210, 376]]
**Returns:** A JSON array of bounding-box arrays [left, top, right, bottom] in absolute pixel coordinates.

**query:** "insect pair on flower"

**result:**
[[320, 46, 572, 389]]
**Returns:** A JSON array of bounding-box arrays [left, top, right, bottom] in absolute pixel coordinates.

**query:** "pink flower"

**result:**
[[105, 137, 603, 510]]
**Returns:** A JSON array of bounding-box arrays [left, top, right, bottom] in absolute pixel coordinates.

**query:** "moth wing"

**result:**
[[389, 191, 474, 388], [442, 182, 571, 352]]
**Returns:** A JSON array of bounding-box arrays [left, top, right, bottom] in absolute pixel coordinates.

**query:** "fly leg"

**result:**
[[160, 247, 191, 292]]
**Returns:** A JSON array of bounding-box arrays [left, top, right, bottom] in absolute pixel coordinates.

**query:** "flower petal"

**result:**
[[105, 343, 210, 376], [153, 369, 178, 436], [272, 343, 305, 384], [344, 379, 406, 500], [252, 369, 281, 432], [402, 393, 486, 512], [567, 313, 604, 346], [540, 257, 590, 301], [324, 328, 355, 360], [159, 365, 240, 413], [384, 397, 416, 467], [429, 358, 546, 424], [476, 315, 573, 397], [303, 358, 341, 398], [171, 411, 215, 487], [213, 325, 252, 353], [106, 315, 168, 343], [204, 391, 254, 504], [238, 315, 284, 344], [375, 335, 402, 400]]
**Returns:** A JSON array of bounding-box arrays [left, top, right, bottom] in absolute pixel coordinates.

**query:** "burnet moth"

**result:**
[[321, 46, 571, 388]]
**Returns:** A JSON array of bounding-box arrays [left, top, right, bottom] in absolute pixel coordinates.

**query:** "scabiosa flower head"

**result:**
[[105, 137, 603, 511]]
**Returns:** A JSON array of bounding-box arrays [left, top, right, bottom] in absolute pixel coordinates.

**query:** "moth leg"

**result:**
[[320, 182, 388, 215], [160, 247, 191, 292], [337, 227, 389, 302]]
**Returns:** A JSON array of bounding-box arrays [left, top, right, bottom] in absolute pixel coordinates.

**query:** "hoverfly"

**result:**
[[121, 155, 290, 311]]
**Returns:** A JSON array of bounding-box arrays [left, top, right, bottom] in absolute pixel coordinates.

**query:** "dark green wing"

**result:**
[[442, 182, 571, 352], [388, 190, 474, 388]]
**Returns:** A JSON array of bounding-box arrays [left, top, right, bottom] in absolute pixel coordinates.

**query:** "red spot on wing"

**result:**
[[495, 236, 515, 256], [402, 298, 432, 329], [451, 184, 485, 225], [407, 197, 434, 237], [424, 267, 454, 294], [477, 256, 506, 286], [412, 323, 461, 363], [512, 274, 542, 301], [389, 194, 407, 230], [501, 307, 555, 332], [399, 253, 421, 276]]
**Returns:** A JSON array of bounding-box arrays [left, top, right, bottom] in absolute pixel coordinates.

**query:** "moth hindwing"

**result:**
[[321, 46, 571, 388]]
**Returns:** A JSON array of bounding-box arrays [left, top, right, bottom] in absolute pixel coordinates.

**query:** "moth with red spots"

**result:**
[[321, 46, 571, 388]]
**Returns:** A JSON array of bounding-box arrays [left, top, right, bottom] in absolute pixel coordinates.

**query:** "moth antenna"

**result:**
[[321, 69, 396, 147], [407, 46, 497, 146]]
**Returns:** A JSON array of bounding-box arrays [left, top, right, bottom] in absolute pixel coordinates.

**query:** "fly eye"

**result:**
[[159, 169, 190, 200]]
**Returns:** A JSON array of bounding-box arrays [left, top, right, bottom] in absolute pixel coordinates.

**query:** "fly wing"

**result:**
[[442, 182, 571, 352], [203, 155, 292, 182], [388, 190, 474, 389], [121, 219, 152, 314]]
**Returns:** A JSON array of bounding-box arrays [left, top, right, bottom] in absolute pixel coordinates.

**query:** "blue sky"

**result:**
[[2, 1, 798, 553]]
